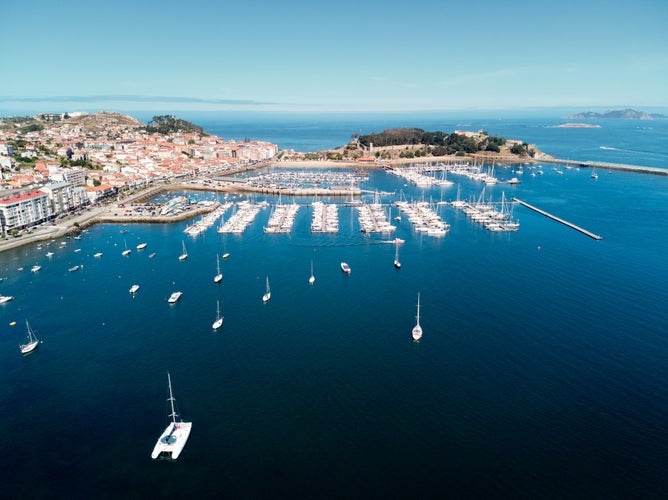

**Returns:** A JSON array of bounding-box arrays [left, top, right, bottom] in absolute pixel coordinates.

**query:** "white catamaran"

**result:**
[[151, 372, 192, 460], [20, 319, 40, 354], [412, 293, 423, 341]]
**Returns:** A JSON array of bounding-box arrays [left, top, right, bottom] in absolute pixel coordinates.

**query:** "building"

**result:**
[[49, 167, 86, 186], [0, 190, 53, 233], [40, 181, 89, 215]]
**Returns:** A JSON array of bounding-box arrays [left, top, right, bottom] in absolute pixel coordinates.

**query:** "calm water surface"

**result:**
[[1, 117, 667, 498]]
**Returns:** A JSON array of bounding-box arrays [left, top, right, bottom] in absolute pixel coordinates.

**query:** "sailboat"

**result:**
[[212, 300, 223, 330], [20, 319, 40, 354], [412, 293, 423, 341], [394, 240, 401, 269], [151, 372, 192, 460], [262, 276, 271, 302], [122, 239, 131, 256], [214, 254, 223, 283], [178, 241, 188, 261], [309, 259, 315, 284]]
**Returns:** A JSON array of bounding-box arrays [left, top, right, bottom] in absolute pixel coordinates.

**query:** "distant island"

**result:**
[[551, 123, 601, 129], [566, 108, 667, 120]]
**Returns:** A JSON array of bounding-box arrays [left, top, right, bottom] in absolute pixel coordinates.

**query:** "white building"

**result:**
[[49, 167, 86, 186], [40, 181, 89, 215], [0, 189, 53, 233]]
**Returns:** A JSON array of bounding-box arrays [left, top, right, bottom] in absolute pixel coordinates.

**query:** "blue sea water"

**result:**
[[1, 114, 667, 498]]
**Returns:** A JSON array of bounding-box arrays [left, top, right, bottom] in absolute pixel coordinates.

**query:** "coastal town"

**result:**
[[0, 112, 279, 239]]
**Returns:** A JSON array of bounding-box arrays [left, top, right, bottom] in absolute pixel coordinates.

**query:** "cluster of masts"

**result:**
[[395, 201, 450, 236], [245, 170, 368, 189], [217, 201, 261, 234], [184, 202, 232, 236], [264, 202, 300, 234], [388, 165, 454, 188], [311, 201, 339, 233], [356, 203, 396, 234], [455, 189, 520, 232]]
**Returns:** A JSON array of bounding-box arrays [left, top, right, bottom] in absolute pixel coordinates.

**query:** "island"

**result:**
[[550, 123, 602, 129], [566, 108, 667, 120]]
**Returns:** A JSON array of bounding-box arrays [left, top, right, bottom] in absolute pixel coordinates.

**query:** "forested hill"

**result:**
[[357, 128, 513, 156], [141, 115, 207, 135]]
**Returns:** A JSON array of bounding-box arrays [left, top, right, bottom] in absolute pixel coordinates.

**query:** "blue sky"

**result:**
[[1, 0, 667, 114]]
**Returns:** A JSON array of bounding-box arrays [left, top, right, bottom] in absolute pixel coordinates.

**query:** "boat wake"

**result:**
[[600, 145, 668, 157]]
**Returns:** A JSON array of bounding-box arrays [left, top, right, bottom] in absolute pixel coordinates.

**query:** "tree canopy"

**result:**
[[141, 115, 206, 136]]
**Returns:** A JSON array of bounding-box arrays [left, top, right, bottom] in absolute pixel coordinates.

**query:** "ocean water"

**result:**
[[1, 116, 667, 498]]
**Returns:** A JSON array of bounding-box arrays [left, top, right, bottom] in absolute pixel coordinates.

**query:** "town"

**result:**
[[0, 112, 278, 235]]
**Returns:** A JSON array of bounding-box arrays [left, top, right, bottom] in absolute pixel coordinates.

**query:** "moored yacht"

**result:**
[[20, 320, 40, 354], [412, 293, 423, 341]]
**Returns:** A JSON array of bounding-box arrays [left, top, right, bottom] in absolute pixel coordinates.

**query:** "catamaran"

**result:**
[[309, 259, 315, 284], [122, 239, 131, 256], [129, 284, 140, 294], [20, 319, 40, 354], [212, 300, 223, 330], [412, 293, 423, 341], [214, 254, 222, 283], [151, 372, 192, 460], [178, 241, 188, 261], [168, 291, 182, 304], [262, 277, 271, 302]]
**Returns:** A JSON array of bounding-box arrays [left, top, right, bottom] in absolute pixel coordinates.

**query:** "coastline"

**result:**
[[2, 153, 666, 254]]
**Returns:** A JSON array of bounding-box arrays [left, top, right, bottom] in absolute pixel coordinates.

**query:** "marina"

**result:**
[[263, 201, 300, 234], [311, 201, 339, 233], [216, 200, 262, 234], [1, 125, 667, 498]]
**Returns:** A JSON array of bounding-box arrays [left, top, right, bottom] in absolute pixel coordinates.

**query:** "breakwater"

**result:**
[[513, 198, 602, 240]]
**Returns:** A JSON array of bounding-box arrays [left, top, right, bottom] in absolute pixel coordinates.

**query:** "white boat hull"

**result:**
[[20, 340, 39, 354], [151, 421, 192, 460]]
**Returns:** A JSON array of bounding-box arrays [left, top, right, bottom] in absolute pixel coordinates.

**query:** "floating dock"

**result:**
[[513, 198, 602, 240]]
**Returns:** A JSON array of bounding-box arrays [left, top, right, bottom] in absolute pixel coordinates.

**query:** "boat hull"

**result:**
[[151, 422, 192, 460]]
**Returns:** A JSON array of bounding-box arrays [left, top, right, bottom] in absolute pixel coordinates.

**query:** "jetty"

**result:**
[[513, 198, 602, 240]]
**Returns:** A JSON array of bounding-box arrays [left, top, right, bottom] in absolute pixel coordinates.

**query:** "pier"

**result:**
[[513, 198, 602, 240]]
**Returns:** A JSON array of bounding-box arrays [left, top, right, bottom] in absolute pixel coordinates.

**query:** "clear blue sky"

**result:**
[[1, 0, 666, 114]]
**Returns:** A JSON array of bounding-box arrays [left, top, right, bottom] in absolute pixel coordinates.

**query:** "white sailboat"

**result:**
[[212, 300, 223, 330], [394, 240, 401, 269], [178, 241, 188, 261], [309, 259, 315, 284], [151, 372, 192, 460], [262, 276, 271, 302], [214, 254, 222, 283], [20, 319, 40, 354], [412, 293, 423, 341], [122, 239, 131, 256]]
